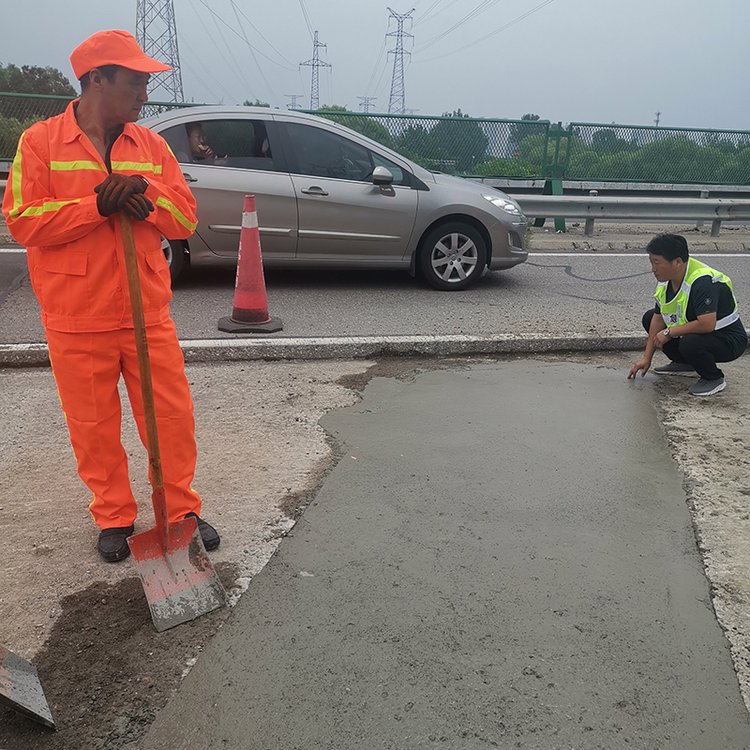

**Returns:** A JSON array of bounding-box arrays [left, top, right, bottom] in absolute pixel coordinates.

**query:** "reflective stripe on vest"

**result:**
[[655, 257, 739, 330]]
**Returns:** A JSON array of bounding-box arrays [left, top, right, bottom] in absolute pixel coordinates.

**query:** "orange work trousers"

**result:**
[[45, 319, 202, 529]]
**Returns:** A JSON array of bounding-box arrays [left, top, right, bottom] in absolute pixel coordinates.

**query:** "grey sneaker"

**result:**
[[653, 362, 697, 376], [689, 377, 726, 396]]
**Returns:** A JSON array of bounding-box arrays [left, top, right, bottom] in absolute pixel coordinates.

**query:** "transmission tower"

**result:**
[[358, 96, 377, 113], [136, 0, 184, 102], [299, 31, 331, 110], [285, 94, 305, 110], [387, 8, 414, 114]]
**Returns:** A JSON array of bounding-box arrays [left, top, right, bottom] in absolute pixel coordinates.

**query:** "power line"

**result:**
[[298, 0, 315, 40], [196, 0, 295, 70], [417, 0, 557, 62], [230, 1, 295, 67], [199, 0, 258, 100], [414, 0, 454, 25], [415, 0, 504, 52], [364, 35, 388, 95], [230, 0, 274, 101], [187, 0, 256, 100]]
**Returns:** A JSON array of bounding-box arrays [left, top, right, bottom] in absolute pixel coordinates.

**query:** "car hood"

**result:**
[[428, 171, 509, 199]]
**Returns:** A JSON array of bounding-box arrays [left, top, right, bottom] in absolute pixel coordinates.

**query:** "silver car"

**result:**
[[143, 106, 528, 290]]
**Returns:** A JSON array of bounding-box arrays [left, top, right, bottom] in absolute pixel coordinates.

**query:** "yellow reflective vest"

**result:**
[[655, 257, 739, 331]]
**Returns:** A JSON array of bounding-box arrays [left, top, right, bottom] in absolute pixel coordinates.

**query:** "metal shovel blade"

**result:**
[[128, 516, 226, 632], [0, 645, 55, 729]]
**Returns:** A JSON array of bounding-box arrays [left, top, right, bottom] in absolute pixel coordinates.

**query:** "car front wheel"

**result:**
[[418, 222, 487, 290]]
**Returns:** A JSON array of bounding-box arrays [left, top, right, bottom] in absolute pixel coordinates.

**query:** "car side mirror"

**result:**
[[372, 166, 394, 185]]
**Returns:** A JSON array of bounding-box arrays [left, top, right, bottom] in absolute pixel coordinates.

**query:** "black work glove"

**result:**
[[123, 193, 155, 221], [94, 174, 147, 216]]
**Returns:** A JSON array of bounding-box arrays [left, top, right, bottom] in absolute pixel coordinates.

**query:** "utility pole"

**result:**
[[654, 110, 661, 128], [136, 0, 184, 102], [358, 96, 377, 113], [299, 31, 331, 111], [285, 94, 304, 110], [387, 8, 415, 114]]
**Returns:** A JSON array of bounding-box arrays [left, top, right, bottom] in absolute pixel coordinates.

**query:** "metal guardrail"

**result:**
[[1, 180, 748, 238], [514, 195, 750, 236]]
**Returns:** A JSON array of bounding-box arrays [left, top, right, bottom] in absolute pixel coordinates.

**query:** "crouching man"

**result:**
[[628, 233, 747, 396]]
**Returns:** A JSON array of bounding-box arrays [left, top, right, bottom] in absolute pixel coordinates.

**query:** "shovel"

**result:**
[[0, 645, 55, 729], [120, 215, 226, 632]]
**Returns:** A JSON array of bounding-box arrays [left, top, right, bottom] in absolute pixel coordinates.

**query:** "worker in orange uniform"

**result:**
[[2, 30, 220, 562]]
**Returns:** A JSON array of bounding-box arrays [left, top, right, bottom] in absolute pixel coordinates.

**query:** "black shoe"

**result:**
[[185, 512, 220, 551], [689, 377, 726, 397], [97, 525, 135, 563], [653, 362, 697, 376]]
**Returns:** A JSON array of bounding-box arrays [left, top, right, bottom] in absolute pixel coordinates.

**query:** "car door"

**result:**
[[282, 121, 419, 264], [159, 117, 297, 259]]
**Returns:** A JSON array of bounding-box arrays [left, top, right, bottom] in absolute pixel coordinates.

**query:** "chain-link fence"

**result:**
[[0, 93, 195, 160], [308, 111, 550, 178], [564, 123, 750, 185], [4, 92, 750, 185]]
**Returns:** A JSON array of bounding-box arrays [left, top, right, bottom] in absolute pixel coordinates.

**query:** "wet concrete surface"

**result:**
[[140, 361, 750, 749]]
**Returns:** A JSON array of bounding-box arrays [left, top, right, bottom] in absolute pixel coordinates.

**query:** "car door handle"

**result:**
[[182, 172, 198, 183], [300, 186, 328, 196]]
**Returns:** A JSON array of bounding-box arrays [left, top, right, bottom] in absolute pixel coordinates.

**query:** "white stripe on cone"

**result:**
[[241, 211, 259, 230]]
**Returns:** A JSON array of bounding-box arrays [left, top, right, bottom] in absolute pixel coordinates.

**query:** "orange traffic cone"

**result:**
[[218, 194, 283, 334]]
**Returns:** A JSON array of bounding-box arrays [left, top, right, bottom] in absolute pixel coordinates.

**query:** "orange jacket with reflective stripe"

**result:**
[[1, 101, 197, 332]]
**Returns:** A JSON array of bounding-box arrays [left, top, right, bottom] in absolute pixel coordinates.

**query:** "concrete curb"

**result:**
[[0, 333, 647, 368]]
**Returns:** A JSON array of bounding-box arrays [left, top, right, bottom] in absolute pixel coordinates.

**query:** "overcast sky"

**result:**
[[3, 0, 750, 130]]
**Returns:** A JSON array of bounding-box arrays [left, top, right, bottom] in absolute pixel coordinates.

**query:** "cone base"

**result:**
[[218, 315, 283, 334]]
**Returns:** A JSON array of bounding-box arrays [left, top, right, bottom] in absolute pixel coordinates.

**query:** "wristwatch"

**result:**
[[663, 327, 671, 337]]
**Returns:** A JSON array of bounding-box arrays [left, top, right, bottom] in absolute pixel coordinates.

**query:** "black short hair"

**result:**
[[646, 233, 689, 262], [79, 65, 120, 92]]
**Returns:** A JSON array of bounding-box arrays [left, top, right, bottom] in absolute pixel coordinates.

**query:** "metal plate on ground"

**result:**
[[0, 645, 55, 729]]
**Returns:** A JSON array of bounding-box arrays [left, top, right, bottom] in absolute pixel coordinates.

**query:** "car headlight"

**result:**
[[482, 194, 523, 216]]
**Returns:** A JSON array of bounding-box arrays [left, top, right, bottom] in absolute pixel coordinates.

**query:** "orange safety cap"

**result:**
[[70, 29, 171, 79]]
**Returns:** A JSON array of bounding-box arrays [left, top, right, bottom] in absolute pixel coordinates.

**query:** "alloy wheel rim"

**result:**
[[431, 232, 478, 283]]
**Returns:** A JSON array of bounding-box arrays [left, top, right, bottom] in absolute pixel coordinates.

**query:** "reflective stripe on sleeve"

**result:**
[[155, 196, 197, 232], [8, 134, 25, 219], [16, 198, 83, 218]]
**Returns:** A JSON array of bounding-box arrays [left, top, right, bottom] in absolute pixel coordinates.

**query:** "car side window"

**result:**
[[161, 119, 277, 171], [286, 123, 375, 182]]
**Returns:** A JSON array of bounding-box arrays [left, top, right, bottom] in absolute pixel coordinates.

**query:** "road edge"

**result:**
[[0, 333, 646, 368]]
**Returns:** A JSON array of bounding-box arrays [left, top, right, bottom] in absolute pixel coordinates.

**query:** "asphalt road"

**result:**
[[140, 361, 750, 749], [1, 250, 749, 344]]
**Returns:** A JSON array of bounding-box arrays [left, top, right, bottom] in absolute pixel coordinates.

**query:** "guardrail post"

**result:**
[[711, 219, 722, 237], [696, 190, 709, 229], [584, 190, 597, 236]]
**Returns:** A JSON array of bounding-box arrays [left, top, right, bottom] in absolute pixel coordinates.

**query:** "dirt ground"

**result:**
[[1, 352, 750, 749]]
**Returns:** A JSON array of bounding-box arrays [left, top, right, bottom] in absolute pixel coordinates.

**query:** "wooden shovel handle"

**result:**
[[120, 216, 168, 534]]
